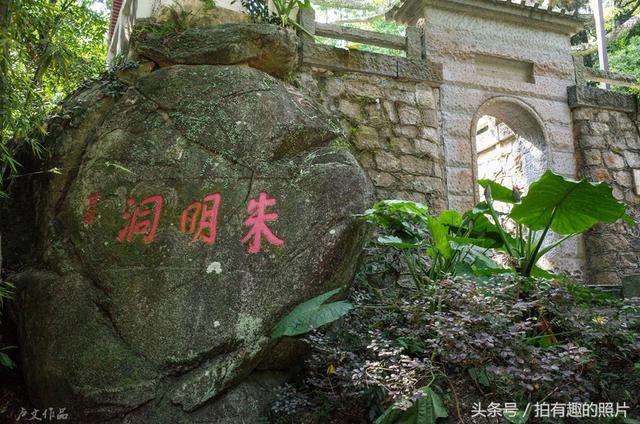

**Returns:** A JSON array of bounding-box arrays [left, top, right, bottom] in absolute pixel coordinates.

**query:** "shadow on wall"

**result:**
[[472, 96, 548, 199]]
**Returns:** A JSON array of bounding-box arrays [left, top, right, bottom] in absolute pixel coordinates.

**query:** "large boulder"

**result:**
[[3, 60, 372, 422], [132, 24, 299, 79]]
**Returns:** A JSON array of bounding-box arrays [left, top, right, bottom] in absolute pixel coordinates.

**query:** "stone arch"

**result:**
[[470, 96, 548, 200]]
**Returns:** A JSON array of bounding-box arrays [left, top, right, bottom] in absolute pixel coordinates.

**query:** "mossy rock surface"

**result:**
[[133, 23, 299, 79], [3, 64, 372, 422]]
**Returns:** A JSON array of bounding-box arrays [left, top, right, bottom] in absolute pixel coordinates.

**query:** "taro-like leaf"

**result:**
[[427, 216, 453, 259], [510, 170, 633, 234], [271, 287, 353, 338]]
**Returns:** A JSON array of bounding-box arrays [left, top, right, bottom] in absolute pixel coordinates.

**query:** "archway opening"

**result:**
[[473, 98, 547, 200]]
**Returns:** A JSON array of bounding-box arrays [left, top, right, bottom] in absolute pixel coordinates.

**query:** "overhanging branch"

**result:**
[[572, 13, 640, 56]]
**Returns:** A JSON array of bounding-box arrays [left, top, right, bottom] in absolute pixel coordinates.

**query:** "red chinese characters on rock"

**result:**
[[241, 192, 284, 254], [117, 195, 164, 244], [83, 192, 101, 225], [110, 190, 285, 252], [180, 193, 221, 245]]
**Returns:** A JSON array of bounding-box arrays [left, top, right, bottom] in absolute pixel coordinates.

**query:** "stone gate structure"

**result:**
[[281, 1, 638, 287]]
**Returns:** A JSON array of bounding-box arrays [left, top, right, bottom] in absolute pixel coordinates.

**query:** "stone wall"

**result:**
[[293, 68, 448, 212], [570, 86, 640, 288]]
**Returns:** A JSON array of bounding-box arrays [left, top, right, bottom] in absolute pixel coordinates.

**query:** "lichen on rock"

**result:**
[[2, 40, 372, 422]]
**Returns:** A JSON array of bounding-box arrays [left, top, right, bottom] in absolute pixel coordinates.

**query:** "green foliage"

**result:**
[[0, 346, 16, 369], [375, 387, 448, 424], [0, 0, 107, 190], [315, 18, 407, 57], [271, 269, 640, 423], [609, 34, 640, 95], [0, 280, 13, 315], [358, 200, 503, 285], [360, 172, 632, 282], [271, 287, 353, 338], [234, 0, 313, 35], [479, 170, 633, 277]]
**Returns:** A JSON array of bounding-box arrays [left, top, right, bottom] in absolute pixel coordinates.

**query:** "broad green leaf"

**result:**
[[427, 216, 453, 259], [0, 352, 15, 369], [359, 200, 429, 241], [375, 405, 404, 424], [453, 261, 475, 277], [375, 387, 448, 424], [510, 170, 631, 234], [436, 210, 463, 227], [377, 235, 425, 249], [415, 387, 448, 424], [468, 367, 491, 387], [478, 179, 519, 203], [530, 266, 560, 280], [271, 288, 353, 338]]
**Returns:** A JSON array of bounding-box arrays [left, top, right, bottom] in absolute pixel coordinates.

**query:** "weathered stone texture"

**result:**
[[2, 64, 373, 422], [572, 96, 640, 288], [292, 69, 448, 212], [132, 24, 299, 79]]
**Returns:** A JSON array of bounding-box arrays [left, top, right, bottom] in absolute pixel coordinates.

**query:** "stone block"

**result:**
[[364, 103, 387, 128], [550, 151, 576, 177], [568, 85, 637, 114], [591, 167, 611, 182], [415, 138, 440, 159], [415, 85, 436, 108], [572, 108, 595, 121], [343, 80, 384, 99], [602, 151, 625, 170], [396, 57, 443, 84], [390, 137, 415, 154], [583, 149, 602, 166], [593, 271, 622, 286], [409, 176, 444, 193], [375, 151, 401, 172], [325, 78, 344, 97], [302, 42, 397, 78], [420, 126, 439, 142], [444, 138, 473, 166], [339, 99, 363, 121], [400, 155, 432, 175], [393, 125, 418, 138], [623, 274, 640, 298], [387, 89, 416, 104], [398, 105, 422, 125], [383, 101, 399, 123], [446, 167, 474, 196], [623, 150, 640, 168], [422, 109, 439, 129], [448, 194, 475, 212], [369, 171, 397, 188], [357, 152, 375, 169], [612, 170, 632, 188], [353, 126, 380, 151]]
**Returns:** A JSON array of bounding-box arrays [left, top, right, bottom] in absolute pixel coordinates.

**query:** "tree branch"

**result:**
[[572, 13, 640, 56]]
